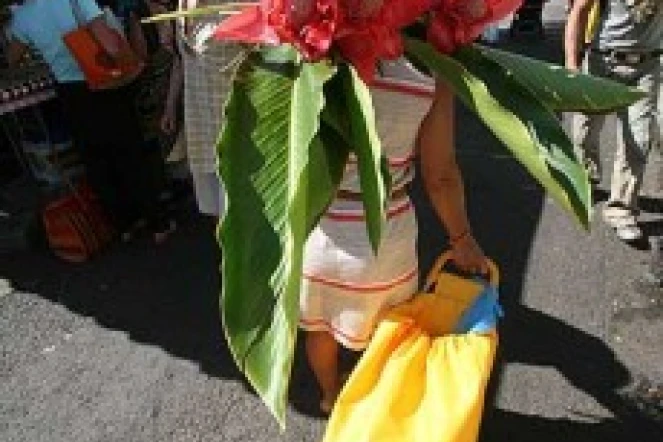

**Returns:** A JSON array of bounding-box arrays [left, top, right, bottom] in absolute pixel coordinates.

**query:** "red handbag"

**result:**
[[41, 181, 114, 263], [62, 0, 144, 90]]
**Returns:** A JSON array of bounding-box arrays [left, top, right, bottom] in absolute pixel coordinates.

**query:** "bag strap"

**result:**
[[423, 251, 500, 293]]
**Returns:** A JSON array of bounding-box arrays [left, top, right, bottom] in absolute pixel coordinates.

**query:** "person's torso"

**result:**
[[596, 0, 663, 51], [11, 0, 102, 83]]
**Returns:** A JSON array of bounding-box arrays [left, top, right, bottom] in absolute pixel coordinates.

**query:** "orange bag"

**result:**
[[63, 0, 144, 90], [42, 182, 114, 263]]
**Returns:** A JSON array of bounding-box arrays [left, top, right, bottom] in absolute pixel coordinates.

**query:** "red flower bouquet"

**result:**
[[214, 0, 521, 82]]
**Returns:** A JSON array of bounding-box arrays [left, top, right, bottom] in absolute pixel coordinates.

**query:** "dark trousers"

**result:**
[[56, 81, 167, 233]]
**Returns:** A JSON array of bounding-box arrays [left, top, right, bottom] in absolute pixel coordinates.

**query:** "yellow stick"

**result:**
[[141, 3, 258, 24]]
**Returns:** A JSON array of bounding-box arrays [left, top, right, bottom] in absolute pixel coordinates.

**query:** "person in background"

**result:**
[[565, 0, 662, 242], [99, 0, 177, 148], [160, 0, 243, 221], [570, 0, 602, 185], [99, 0, 185, 207], [6, 0, 175, 244]]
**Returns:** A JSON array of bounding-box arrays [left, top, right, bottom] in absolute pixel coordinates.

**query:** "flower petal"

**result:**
[[214, 5, 281, 45]]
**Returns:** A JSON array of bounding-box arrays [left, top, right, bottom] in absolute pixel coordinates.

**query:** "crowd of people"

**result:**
[[2, 0, 236, 245]]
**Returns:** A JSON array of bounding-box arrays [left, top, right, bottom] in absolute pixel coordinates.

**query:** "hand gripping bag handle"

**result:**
[[423, 251, 500, 293]]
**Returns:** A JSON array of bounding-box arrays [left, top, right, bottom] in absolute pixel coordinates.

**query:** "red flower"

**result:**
[[212, 2, 280, 45], [214, 0, 432, 82], [335, 0, 434, 82], [268, 0, 341, 60], [213, 0, 522, 83], [427, 0, 523, 53], [214, 0, 340, 61]]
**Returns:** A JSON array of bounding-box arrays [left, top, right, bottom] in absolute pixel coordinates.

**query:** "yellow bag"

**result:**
[[323, 253, 501, 442]]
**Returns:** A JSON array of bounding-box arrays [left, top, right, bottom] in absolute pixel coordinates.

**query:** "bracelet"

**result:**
[[449, 229, 470, 246]]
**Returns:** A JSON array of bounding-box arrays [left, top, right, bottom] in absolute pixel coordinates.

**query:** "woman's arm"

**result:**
[[418, 80, 488, 274], [564, 0, 594, 71]]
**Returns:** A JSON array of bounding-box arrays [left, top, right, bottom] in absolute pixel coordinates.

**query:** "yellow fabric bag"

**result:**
[[323, 253, 501, 442]]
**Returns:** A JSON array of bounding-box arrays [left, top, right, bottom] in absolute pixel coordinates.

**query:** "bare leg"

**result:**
[[305, 331, 340, 413]]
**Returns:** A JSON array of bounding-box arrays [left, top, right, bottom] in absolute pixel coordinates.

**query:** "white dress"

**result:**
[[299, 60, 435, 350]]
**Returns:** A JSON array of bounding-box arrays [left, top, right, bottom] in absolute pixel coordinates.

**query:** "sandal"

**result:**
[[604, 213, 642, 242], [610, 220, 643, 242]]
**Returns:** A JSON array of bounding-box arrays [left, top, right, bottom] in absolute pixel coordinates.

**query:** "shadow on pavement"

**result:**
[[0, 209, 243, 382]]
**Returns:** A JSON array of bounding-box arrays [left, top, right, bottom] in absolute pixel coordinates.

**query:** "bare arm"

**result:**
[[564, 0, 595, 71], [419, 80, 488, 274]]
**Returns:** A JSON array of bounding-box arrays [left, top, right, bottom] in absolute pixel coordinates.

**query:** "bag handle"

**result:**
[[423, 251, 499, 293]]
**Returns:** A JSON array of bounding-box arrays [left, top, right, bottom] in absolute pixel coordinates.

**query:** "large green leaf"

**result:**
[[218, 46, 341, 426], [405, 38, 591, 228], [338, 65, 389, 252], [472, 44, 645, 114]]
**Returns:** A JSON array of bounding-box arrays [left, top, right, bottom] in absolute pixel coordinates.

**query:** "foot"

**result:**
[[604, 215, 643, 242], [320, 389, 340, 415], [614, 224, 644, 242]]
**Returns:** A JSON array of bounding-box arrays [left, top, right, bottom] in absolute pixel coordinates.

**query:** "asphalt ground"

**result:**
[[1, 2, 662, 441]]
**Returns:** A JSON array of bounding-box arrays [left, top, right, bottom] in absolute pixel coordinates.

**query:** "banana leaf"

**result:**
[[218, 46, 343, 426], [338, 64, 389, 252], [472, 44, 645, 114], [405, 37, 592, 228]]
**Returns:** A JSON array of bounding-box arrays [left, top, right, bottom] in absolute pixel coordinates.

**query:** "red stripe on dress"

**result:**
[[347, 152, 415, 168], [303, 267, 418, 293], [372, 79, 435, 99], [325, 200, 412, 222], [299, 318, 370, 345]]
